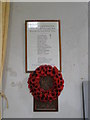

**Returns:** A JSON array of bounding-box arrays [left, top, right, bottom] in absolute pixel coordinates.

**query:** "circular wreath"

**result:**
[[27, 65, 64, 102]]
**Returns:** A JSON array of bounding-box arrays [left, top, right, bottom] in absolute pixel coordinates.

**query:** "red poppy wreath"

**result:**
[[27, 65, 64, 102]]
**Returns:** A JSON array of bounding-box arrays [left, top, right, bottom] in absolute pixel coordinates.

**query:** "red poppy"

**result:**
[[41, 71, 44, 75], [50, 72, 54, 77], [44, 73, 47, 77], [47, 65, 52, 71], [54, 66, 58, 73], [43, 65, 47, 71]]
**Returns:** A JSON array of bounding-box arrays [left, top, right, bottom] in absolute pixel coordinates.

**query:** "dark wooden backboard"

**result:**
[[34, 97, 58, 112]]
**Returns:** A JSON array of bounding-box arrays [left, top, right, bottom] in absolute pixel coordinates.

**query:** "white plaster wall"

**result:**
[[2, 2, 88, 118]]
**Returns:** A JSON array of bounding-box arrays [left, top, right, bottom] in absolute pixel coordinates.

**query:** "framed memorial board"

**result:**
[[25, 20, 62, 73]]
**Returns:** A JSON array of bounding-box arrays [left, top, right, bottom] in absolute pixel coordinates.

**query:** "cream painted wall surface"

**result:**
[[2, 2, 88, 118]]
